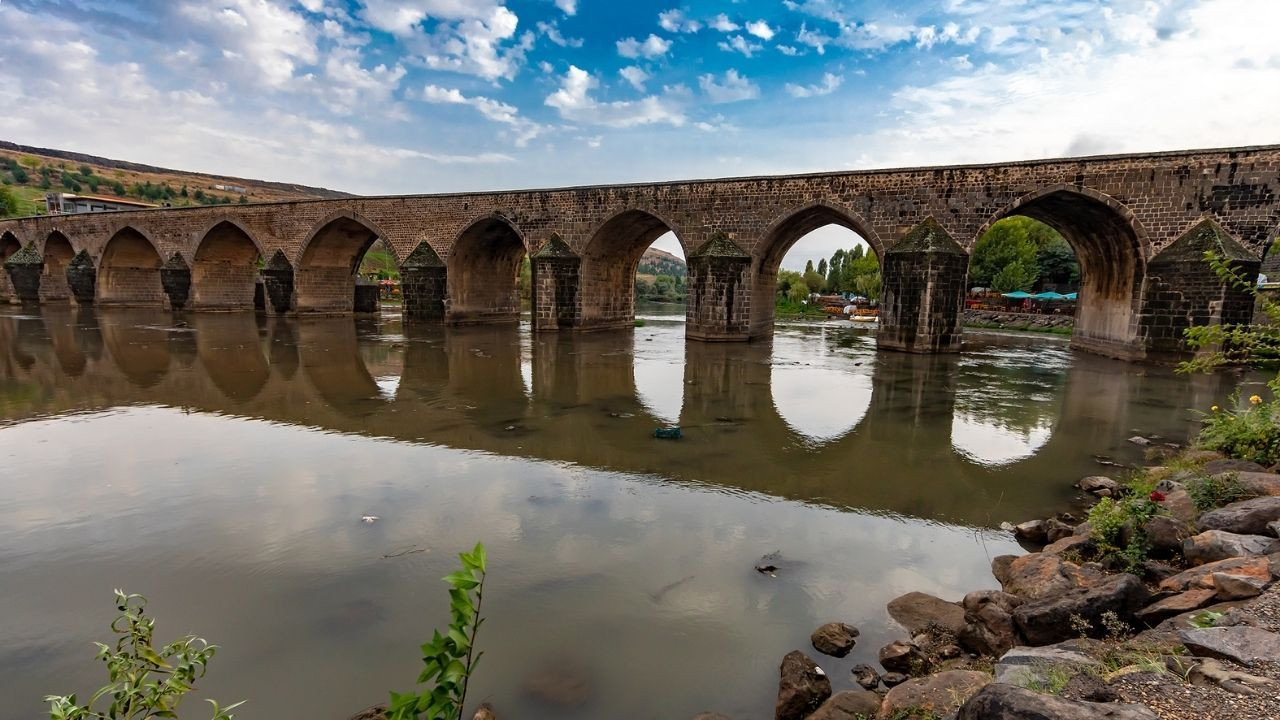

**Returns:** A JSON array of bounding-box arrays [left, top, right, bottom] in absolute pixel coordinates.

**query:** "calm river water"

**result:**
[[0, 303, 1252, 719]]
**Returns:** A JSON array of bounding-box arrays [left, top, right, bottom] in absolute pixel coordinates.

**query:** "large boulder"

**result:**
[[1158, 554, 1273, 593], [1044, 518, 1077, 543], [1013, 520, 1048, 543], [993, 643, 1101, 687], [1001, 553, 1100, 599], [775, 651, 831, 720], [1182, 530, 1278, 565], [1203, 459, 1267, 475], [1198, 497, 1280, 535], [1158, 488, 1198, 524], [991, 555, 1017, 586], [958, 590, 1023, 657], [807, 691, 881, 720], [1013, 574, 1148, 646], [957, 683, 1159, 720], [851, 664, 881, 690], [1143, 516, 1193, 557], [878, 670, 989, 720], [810, 622, 859, 658], [887, 591, 966, 636], [1079, 476, 1119, 496], [1222, 471, 1280, 496], [1134, 588, 1217, 624], [1179, 626, 1280, 667]]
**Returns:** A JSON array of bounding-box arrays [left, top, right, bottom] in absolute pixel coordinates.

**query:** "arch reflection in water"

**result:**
[[0, 307, 1248, 526]]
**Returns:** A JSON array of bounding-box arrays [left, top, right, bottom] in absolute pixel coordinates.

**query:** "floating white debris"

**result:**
[[361, 515, 380, 524]]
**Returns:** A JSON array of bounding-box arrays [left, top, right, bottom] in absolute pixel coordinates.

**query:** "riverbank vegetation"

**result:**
[[968, 217, 1079, 293]]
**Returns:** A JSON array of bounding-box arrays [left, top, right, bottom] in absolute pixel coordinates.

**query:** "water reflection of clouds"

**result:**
[[633, 346, 684, 426], [950, 414, 1054, 466]]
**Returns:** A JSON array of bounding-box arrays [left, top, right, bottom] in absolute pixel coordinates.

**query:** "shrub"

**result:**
[[1185, 472, 1252, 512], [1087, 482, 1162, 572], [1196, 394, 1280, 466], [388, 542, 488, 720], [0, 186, 20, 217], [45, 590, 241, 720]]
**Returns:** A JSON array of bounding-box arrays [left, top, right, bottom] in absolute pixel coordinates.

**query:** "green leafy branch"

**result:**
[[1178, 250, 1280, 383], [45, 590, 242, 720], [388, 542, 488, 720]]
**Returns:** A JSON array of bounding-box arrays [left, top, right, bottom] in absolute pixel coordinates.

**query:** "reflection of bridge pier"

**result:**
[[192, 314, 269, 402]]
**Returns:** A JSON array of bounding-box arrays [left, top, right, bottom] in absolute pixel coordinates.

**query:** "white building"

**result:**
[[45, 193, 156, 214]]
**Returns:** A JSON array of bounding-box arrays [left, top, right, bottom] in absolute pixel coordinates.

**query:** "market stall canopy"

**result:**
[[1032, 291, 1068, 300], [1001, 291, 1033, 299]]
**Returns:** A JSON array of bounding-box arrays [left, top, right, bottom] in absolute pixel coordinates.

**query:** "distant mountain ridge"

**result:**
[[639, 247, 686, 277], [0, 140, 353, 202]]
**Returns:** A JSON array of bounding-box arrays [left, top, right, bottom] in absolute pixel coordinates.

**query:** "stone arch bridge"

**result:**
[[2, 144, 1277, 361]]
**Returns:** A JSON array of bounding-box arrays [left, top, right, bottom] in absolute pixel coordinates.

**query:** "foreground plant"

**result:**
[[46, 590, 241, 720], [1180, 251, 1280, 464], [388, 542, 488, 720]]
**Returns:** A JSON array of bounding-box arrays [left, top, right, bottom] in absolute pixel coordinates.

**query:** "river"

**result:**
[[0, 303, 1255, 719]]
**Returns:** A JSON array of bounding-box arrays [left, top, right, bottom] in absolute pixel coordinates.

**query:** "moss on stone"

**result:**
[[401, 241, 445, 268], [3, 242, 43, 268], [1152, 218, 1256, 263], [889, 217, 966, 255], [532, 233, 578, 259], [690, 232, 749, 259]]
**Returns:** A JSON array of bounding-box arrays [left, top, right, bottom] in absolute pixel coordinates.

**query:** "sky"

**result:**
[[2, 0, 1278, 268]]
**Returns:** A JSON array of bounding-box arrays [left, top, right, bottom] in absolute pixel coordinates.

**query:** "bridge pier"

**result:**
[[686, 233, 752, 341], [400, 242, 447, 320], [877, 218, 968, 354], [4, 244, 45, 305], [261, 251, 294, 313], [160, 253, 192, 310], [531, 235, 581, 331], [67, 251, 96, 304], [1137, 218, 1260, 362]]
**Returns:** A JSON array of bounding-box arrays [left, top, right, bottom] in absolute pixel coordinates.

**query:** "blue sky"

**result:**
[[2, 1, 1277, 267]]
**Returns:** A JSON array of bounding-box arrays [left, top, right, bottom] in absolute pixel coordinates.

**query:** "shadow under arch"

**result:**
[[577, 208, 684, 331], [297, 317, 384, 416], [41, 231, 76, 303], [976, 185, 1150, 358], [40, 306, 87, 376], [192, 219, 265, 310], [97, 309, 171, 388], [446, 213, 528, 325], [295, 211, 392, 313], [98, 226, 166, 306], [193, 313, 269, 402], [749, 200, 883, 338]]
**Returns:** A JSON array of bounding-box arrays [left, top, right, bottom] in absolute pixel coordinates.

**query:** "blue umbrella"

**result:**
[[1032, 291, 1067, 300], [1064, 292, 1078, 300], [1001, 291, 1033, 299]]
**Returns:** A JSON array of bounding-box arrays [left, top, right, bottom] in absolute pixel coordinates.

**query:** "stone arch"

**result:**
[[1, 231, 21, 303], [446, 212, 529, 325], [192, 219, 264, 310], [40, 231, 76, 303], [977, 185, 1149, 358], [577, 208, 684, 331], [296, 210, 393, 312], [749, 200, 882, 338], [98, 226, 166, 306]]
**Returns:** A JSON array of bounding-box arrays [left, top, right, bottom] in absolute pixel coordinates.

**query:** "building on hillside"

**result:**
[[213, 183, 248, 194], [45, 193, 157, 214]]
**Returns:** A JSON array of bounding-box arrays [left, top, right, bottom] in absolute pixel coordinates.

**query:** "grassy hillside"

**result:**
[[0, 141, 350, 218]]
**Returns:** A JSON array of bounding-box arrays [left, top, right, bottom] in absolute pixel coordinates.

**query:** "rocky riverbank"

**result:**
[[964, 309, 1073, 334], [741, 449, 1280, 720]]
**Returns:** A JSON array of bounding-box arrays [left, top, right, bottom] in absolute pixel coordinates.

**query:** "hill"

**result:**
[[638, 247, 686, 278], [0, 140, 351, 217]]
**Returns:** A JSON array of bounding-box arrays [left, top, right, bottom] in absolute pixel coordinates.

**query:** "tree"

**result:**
[[969, 218, 1040, 288], [0, 186, 20, 217], [854, 270, 881, 300], [802, 270, 826, 294], [804, 259, 815, 275], [817, 258, 827, 277], [1036, 235, 1079, 286], [991, 259, 1037, 292], [787, 278, 810, 304]]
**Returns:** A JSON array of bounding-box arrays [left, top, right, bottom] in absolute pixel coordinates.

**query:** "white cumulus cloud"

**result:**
[[746, 20, 775, 41], [616, 34, 673, 59], [698, 69, 760, 104], [785, 72, 842, 98], [545, 65, 684, 127]]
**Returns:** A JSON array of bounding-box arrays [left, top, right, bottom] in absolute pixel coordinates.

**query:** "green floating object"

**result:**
[[653, 427, 683, 440]]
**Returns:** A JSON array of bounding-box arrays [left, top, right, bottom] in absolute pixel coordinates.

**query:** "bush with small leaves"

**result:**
[[45, 590, 242, 720]]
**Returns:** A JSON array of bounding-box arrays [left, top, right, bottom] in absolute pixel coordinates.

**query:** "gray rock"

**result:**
[[1080, 476, 1120, 495], [1160, 489, 1198, 524], [1183, 529, 1279, 565], [1203, 459, 1267, 475], [1144, 516, 1192, 556], [1179, 626, 1280, 666], [993, 644, 1101, 687], [878, 639, 925, 674], [1128, 436, 1151, 447], [957, 683, 1159, 720], [1014, 519, 1047, 543], [1001, 553, 1101, 600], [1220, 471, 1280, 497], [1135, 588, 1217, 624], [806, 690, 881, 720], [1043, 534, 1096, 557], [1045, 518, 1076, 543], [958, 590, 1023, 657], [887, 591, 966, 636], [775, 650, 831, 720], [1187, 657, 1278, 696], [851, 664, 880, 690], [1198, 497, 1280, 535], [880, 670, 989, 719], [810, 622, 859, 658], [1159, 554, 1273, 593], [1212, 572, 1265, 600], [1269, 520, 1280, 537], [991, 555, 1017, 585], [1013, 574, 1148, 646], [881, 672, 908, 687]]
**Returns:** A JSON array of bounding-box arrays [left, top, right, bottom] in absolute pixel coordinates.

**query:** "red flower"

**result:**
[[1149, 491, 1166, 502]]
